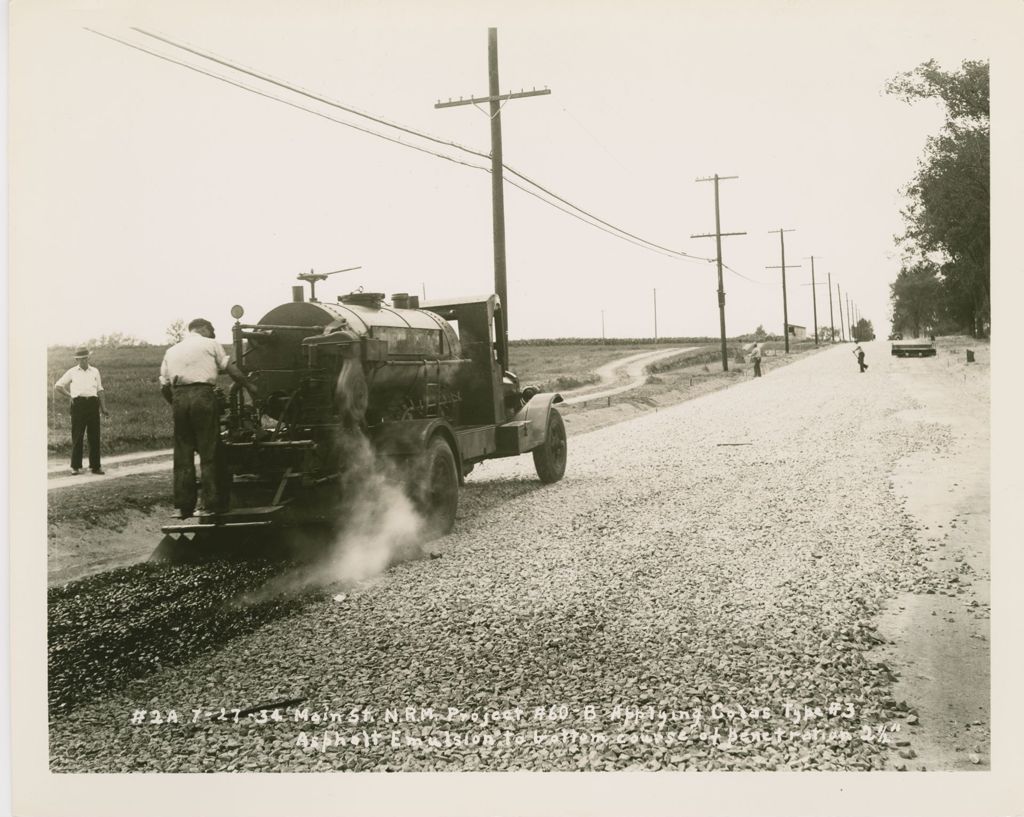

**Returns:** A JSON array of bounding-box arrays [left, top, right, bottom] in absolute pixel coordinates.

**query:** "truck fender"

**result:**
[[368, 418, 460, 464], [512, 392, 564, 451]]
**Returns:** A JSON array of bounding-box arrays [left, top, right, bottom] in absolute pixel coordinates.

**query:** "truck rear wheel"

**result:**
[[533, 408, 567, 484], [417, 436, 459, 537]]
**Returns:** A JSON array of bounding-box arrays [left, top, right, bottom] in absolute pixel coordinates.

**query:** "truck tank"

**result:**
[[244, 292, 469, 426]]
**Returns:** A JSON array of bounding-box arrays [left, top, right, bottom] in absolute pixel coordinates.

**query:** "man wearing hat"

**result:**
[[54, 347, 109, 475], [160, 318, 257, 519]]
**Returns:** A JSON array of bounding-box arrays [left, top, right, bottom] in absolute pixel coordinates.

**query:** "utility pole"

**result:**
[[436, 28, 550, 373], [653, 288, 658, 341], [847, 293, 853, 341], [767, 229, 800, 354], [837, 284, 846, 342], [827, 273, 835, 343], [691, 174, 745, 371], [805, 256, 820, 346]]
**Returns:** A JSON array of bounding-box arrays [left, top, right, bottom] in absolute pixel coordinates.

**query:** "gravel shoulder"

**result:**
[[47, 338, 989, 772], [869, 337, 990, 770]]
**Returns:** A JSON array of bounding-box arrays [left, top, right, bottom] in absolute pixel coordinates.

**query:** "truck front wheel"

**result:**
[[533, 408, 567, 484], [416, 436, 459, 538]]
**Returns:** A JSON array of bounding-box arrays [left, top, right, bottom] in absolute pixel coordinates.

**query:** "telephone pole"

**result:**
[[805, 256, 820, 346], [653, 288, 658, 341], [767, 229, 800, 353], [837, 283, 846, 342], [436, 28, 550, 373], [827, 273, 835, 343], [847, 293, 853, 341], [691, 174, 745, 371]]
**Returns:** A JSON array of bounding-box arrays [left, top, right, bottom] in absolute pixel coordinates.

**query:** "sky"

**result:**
[[10, 0, 1009, 346]]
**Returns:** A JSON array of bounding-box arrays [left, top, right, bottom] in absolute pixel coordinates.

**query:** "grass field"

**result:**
[[47, 345, 228, 458], [47, 342, 678, 458]]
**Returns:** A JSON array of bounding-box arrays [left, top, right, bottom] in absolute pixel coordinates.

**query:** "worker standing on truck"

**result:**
[[160, 318, 257, 519], [54, 346, 109, 475]]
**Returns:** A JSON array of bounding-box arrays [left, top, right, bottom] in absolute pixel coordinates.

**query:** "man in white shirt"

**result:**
[[853, 343, 868, 373], [54, 347, 110, 475], [750, 342, 763, 378], [160, 318, 257, 519]]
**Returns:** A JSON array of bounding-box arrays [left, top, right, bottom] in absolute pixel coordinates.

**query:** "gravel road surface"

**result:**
[[49, 341, 985, 772]]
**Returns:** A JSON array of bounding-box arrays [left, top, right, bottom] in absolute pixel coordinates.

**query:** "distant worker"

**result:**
[[54, 347, 110, 475], [750, 342, 763, 378], [160, 318, 257, 519], [853, 342, 868, 373]]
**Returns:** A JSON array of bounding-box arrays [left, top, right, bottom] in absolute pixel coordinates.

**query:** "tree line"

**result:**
[[886, 60, 989, 338]]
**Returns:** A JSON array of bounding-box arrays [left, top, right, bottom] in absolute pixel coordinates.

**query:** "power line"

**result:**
[[503, 177, 684, 259], [722, 263, 773, 286], [502, 164, 713, 263], [132, 27, 492, 162], [90, 27, 711, 267], [84, 28, 491, 172], [131, 26, 707, 261], [559, 104, 632, 174]]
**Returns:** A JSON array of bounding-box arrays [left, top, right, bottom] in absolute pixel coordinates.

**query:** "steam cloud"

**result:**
[[241, 357, 430, 602]]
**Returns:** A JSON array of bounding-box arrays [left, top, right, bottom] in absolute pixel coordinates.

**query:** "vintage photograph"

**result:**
[[8, 0, 1021, 813]]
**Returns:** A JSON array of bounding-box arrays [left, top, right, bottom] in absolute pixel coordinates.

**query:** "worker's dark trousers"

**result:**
[[172, 384, 220, 513], [70, 397, 101, 471], [858, 355, 868, 373], [753, 359, 762, 377]]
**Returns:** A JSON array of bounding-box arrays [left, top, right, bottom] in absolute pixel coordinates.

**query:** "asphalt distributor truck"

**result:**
[[158, 281, 567, 554]]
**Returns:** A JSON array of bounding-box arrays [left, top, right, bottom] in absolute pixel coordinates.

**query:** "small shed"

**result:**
[[786, 324, 807, 339]]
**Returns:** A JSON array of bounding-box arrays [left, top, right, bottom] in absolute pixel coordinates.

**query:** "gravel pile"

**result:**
[[50, 347, 955, 771]]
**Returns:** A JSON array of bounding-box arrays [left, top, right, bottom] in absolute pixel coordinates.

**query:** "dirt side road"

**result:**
[[49, 337, 990, 772], [560, 346, 697, 404]]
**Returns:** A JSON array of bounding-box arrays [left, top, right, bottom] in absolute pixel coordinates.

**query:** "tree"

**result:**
[[886, 60, 989, 336], [84, 332, 148, 349], [852, 318, 875, 342], [889, 261, 942, 338], [753, 325, 767, 341], [166, 319, 187, 344]]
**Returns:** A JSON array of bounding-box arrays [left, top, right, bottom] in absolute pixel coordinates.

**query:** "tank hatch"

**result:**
[[339, 291, 385, 308]]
